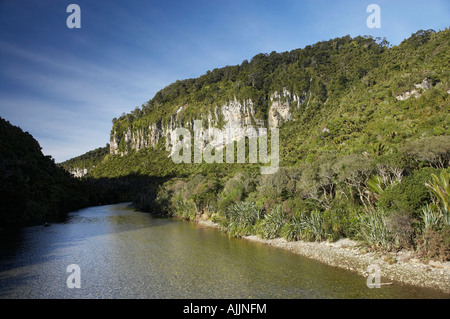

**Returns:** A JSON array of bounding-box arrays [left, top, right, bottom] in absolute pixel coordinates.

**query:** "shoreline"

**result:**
[[197, 219, 450, 295]]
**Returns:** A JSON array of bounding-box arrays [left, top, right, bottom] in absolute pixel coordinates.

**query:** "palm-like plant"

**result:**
[[366, 174, 384, 199], [420, 204, 449, 230], [358, 210, 395, 250], [304, 210, 326, 241], [225, 201, 263, 237], [257, 205, 285, 239], [369, 142, 389, 157], [282, 211, 306, 241], [425, 170, 449, 212]]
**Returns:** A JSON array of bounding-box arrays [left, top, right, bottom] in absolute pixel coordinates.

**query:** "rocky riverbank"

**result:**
[[197, 220, 450, 295]]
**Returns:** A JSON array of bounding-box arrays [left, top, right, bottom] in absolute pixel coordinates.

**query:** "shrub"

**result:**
[[256, 205, 286, 239], [281, 211, 306, 241], [416, 226, 450, 262], [413, 203, 450, 261], [358, 210, 396, 251], [172, 195, 197, 220], [401, 136, 450, 169], [223, 201, 263, 237], [377, 167, 440, 216], [321, 208, 358, 242], [419, 203, 450, 231], [385, 213, 415, 249], [303, 210, 327, 242], [281, 210, 334, 242], [425, 169, 449, 212]]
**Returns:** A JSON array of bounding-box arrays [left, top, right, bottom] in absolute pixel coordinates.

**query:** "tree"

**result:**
[[402, 136, 450, 169]]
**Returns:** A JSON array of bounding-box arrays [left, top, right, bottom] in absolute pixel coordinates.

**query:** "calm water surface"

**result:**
[[0, 203, 448, 299]]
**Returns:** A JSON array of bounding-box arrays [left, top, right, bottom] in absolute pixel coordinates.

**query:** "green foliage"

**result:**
[[256, 205, 286, 239], [402, 136, 450, 169], [425, 170, 450, 212], [302, 211, 327, 242], [369, 142, 390, 157], [222, 201, 263, 237], [377, 167, 442, 216], [357, 210, 395, 251], [172, 195, 197, 220], [420, 204, 450, 231], [0, 118, 88, 226], [59, 145, 109, 174], [416, 203, 450, 261], [366, 175, 384, 199], [281, 211, 306, 241]]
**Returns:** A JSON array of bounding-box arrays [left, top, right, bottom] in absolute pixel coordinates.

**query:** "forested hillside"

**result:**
[[0, 119, 154, 226], [59, 145, 109, 177], [0, 117, 87, 225]]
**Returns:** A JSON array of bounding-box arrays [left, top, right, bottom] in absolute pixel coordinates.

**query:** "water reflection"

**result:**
[[0, 203, 448, 299]]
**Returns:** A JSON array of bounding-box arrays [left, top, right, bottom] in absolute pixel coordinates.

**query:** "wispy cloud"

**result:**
[[0, 41, 174, 162], [1, 0, 449, 163]]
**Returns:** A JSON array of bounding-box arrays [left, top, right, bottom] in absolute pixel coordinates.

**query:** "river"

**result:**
[[0, 203, 448, 299]]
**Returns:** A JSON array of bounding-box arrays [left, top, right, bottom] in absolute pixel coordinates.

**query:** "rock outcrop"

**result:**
[[268, 88, 306, 128], [110, 89, 304, 156], [70, 167, 88, 178], [395, 78, 433, 101]]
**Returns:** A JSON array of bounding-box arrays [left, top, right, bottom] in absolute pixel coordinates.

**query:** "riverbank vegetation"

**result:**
[[140, 158, 449, 261]]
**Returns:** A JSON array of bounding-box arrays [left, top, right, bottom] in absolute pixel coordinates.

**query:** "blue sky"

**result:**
[[0, 0, 449, 163]]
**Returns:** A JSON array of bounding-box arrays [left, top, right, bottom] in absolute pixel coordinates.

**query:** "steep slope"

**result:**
[[66, 29, 449, 179], [59, 144, 109, 177], [0, 118, 88, 226]]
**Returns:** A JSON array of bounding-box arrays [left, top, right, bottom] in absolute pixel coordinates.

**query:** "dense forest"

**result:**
[[0, 117, 86, 225], [6, 29, 450, 260], [0, 118, 162, 226]]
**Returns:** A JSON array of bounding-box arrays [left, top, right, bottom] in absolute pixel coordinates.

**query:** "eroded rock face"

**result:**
[[396, 78, 433, 101], [109, 89, 305, 155], [268, 88, 306, 128], [70, 167, 88, 178]]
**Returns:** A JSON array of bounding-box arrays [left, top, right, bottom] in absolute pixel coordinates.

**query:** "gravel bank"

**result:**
[[197, 220, 450, 294]]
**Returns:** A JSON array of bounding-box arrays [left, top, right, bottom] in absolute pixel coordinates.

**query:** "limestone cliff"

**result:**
[[395, 78, 433, 101], [110, 89, 304, 156], [69, 167, 88, 178]]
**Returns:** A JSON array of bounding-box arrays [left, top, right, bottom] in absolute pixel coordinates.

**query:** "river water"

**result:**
[[0, 203, 448, 299]]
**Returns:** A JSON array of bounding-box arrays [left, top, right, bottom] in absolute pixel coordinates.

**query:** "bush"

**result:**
[[357, 210, 396, 251], [172, 195, 197, 220], [223, 201, 263, 237], [256, 205, 286, 239], [303, 210, 327, 242], [402, 136, 450, 169], [385, 213, 415, 249], [321, 208, 359, 242], [377, 167, 441, 216], [281, 211, 306, 241], [415, 201, 450, 261], [419, 203, 450, 231], [416, 226, 450, 262], [425, 169, 449, 213]]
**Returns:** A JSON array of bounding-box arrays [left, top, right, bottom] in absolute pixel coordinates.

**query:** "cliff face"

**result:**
[[110, 89, 303, 156], [268, 88, 307, 128], [395, 78, 434, 101], [70, 167, 88, 178]]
